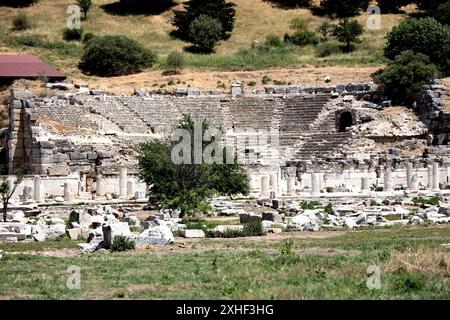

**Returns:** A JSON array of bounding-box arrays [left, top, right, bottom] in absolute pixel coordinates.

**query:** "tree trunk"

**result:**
[[2, 204, 7, 223]]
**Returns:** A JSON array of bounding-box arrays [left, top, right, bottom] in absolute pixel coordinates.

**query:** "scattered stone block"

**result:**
[[181, 229, 205, 238]]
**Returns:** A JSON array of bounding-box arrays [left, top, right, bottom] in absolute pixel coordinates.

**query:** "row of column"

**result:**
[[97, 168, 135, 198], [383, 162, 440, 192], [260, 162, 443, 197], [30, 168, 138, 203]]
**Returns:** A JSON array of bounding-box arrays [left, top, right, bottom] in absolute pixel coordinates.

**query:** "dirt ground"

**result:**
[[82, 66, 379, 95]]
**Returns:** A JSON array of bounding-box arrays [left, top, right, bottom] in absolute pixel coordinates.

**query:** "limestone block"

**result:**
[[181, 229, 205, 238], [47, 163, 70, 176], [69, 152, 87, 160], [39, 141, 55, 149]]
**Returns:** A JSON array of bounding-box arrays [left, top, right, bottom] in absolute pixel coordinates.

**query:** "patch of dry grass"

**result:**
[[384, 246, 450, 277]]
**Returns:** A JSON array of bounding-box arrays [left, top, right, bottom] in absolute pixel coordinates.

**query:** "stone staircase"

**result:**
[[290, 132, 352, 161], [280, 94, 331, 147], [88, 100, 152, 134]]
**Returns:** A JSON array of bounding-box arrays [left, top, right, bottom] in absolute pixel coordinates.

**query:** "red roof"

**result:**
[[0, 55, 65, 79]]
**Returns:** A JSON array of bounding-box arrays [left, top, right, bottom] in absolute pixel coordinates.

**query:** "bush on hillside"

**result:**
[[12, 13, 30, 31], [166, 51, 185, 71], [384, 17, 450, 74], [434, 1, 450, 26], [79, 35, 156, 76], [375, 50, 439, 105], [265, 35, 284, 48], [318, 0, 369, 18], [284, 30, 319, 47], [265, 0, 312, 9], [376, 0, 411, 13], [62, 27, 83, 41], [0, 0, 38, 8], [82, 32, 95, 44], [315, 41, 341, 57]]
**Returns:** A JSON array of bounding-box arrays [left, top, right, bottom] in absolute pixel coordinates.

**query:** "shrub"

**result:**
[[319, 0, 369, 18], [173, 0, 236, 41], [166, 51, 185, 71], [284, 30, 319, 47], [332, 18, 364, 52], [411, 196, 439, 206], [376, 0, 411, 13], [384, 18, 450, 74], [415, 0, 441, 12], [62, 27, 83, 41], [375, 50, 438, 105], [315, 41, 340, 57], [12, 13, 30, 31], [247, 81, 256, 86], [1, 0, 38, 7], [82, 32, 95, 44], [280, 238, 295, 255], [80, 35, 156, 76], [265, 35, 284, 48], [434, 1, 450, 26], [243, 220, 263, 236], [111, 236, 135, 252], [188, 14, 222, 52], [267, 0, 312, 9], [316, 20, 333, 40]]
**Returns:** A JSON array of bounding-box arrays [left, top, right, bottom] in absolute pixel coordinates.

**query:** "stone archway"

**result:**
[[338, 111, 354, 132]]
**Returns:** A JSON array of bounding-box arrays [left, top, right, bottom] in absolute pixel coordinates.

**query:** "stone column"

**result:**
[[119, 167, 127, 198], [361, 176, 369, 192], [269, 174, 278, 195], [96, 176, 105, 196], [384, 168, 393, 192], [432, 162, 440, 191], [286, 177, 295, 196], [22, 186, 30, 202], [127, 180, 134, 197], [410, 174, 419, 191], [311, 173, 320, 195], [427, 165, 433, 190], [63, 182, 74, 202], [406, 162, 413, 190], [33, 176, 44, 202], [261, 176, 269, 197]]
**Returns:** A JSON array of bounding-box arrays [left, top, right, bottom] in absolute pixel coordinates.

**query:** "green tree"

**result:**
[[377, 0, 411, 13], [332, 18, 364, 52], [0, 166, 25, 222], [375, 50, 439, 105], [138, 114, 250, 216], [318, 0, 368, 18], [188, 14, 223, 52], [384, 18, 450, 74], [173, 0, 236, 41], [316, 20, 333, 41], [434, 1, 450, 26], [79, 35, 156, 76], [77, 0, 92, 20]]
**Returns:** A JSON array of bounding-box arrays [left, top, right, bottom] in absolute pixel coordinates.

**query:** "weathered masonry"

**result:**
[[6, 81, 450, 200]]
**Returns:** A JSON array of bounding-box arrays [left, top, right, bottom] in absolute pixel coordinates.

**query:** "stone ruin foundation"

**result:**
[[1, 80, 450, 247]]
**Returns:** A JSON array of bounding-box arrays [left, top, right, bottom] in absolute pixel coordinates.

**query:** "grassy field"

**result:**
[[0, 225, 449, 299], [0, 0, 407, 81]]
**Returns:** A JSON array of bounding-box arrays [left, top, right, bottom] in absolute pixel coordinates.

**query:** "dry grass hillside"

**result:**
[[0, 0, 411, 90]]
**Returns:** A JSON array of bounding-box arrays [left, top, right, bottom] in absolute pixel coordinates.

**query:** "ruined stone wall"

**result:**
[[8, 81, 450, 198]]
